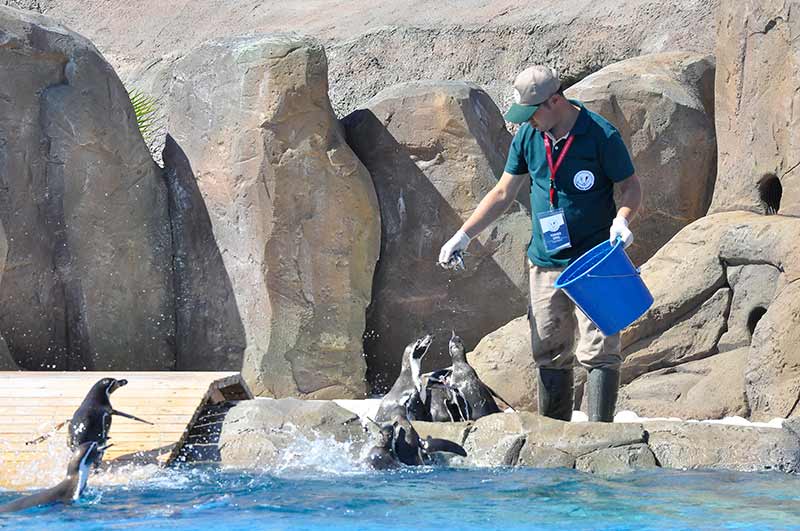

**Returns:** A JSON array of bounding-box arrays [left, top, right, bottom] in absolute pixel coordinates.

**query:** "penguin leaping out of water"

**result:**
[[69, 378, 152, 465], [375, 334, 434, 422], [0, 441, 107, 513]]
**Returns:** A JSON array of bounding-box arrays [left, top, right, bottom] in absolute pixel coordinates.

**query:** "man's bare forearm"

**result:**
[[616, 174, 642, 222], [460, 172, 528, 238]]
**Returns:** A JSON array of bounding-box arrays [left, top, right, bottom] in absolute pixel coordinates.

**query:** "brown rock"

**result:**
[[621, 287, 730, 384], [618, 349, 749, 419], [0, 7, 175, 370], [566, 52, 717, 265], [711, 0, 800, 216], [343, 81, 530, 388], [461, 412, 646, 466], [717, 265, 781, 352], [161, 135, 246, 370], [466, 314, 536, 411], [0, 221, 14, 370], [621, 212, 800, 421], [575, 444, 658, 475], [745, 282, 800, 420], [516, 442, 576, 469], [218, 398, 373, 468], [165, 35, 379, 398], [646, 421, 800, 472], [23, 0, 717, 118]]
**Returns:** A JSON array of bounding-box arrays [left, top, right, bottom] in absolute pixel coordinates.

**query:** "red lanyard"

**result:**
[[543, 134, 575, 208]]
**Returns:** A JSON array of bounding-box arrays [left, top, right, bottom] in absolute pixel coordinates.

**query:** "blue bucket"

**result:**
[[554, 240, 653, 336]]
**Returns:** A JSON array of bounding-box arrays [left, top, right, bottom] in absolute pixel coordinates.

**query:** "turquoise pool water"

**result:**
[[1, 466, 800, 530]]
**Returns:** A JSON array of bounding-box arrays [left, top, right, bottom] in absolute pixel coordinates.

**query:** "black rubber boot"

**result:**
[[587, 368, 620, 422], [537, 368, 574, 421]]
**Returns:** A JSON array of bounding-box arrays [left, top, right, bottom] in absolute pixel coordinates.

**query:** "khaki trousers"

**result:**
[[528, 262, 622, 371]]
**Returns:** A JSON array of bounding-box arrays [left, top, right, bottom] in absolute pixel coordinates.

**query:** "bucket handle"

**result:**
[[586, 268, 642, 280]]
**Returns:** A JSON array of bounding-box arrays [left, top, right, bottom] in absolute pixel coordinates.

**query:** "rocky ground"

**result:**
[[216, 398, 800, 475]]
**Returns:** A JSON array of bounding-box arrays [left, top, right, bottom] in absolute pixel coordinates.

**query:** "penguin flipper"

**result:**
[[111, 409, 154, 425], [25, 419, 70, 446], [423, 436, 467, 457]]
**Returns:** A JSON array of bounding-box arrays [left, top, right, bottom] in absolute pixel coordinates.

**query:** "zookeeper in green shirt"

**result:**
[[438, 65, 642, 423]]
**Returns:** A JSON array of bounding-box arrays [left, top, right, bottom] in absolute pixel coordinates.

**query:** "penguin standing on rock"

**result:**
[[69, 378, 152, 465], [0, 441, 106, 513], [447, 333, 501, 419], [375, 334, 434, 422]]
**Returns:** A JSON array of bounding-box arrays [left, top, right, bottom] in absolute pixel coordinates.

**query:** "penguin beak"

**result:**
[[110, 379, 128, 393]]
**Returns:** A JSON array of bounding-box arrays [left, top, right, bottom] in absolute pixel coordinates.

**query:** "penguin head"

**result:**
[[378, 425, 395, 447], [448, 333, 466, 362], [83, 378, 128, 408], [409, 333, 433, 361]]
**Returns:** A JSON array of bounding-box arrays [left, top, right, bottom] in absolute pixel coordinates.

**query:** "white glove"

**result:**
[[438, 229, 471, 267], [609, 216, 633, 248]]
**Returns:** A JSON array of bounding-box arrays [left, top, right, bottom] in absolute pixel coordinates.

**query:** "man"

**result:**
[[438, 65, 642, 422]]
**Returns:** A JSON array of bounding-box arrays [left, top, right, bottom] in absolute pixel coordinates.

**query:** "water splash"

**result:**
[[269, 423, 372, 477]]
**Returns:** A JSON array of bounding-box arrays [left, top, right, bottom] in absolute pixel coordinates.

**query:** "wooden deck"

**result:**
[[0, 371, 252, 490]]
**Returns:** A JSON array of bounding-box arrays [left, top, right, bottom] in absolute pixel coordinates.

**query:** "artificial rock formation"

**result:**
[[165, 35, 379, 398], [162, 135, 246, 371], [342, 81, 530, 388], [621, 212, 800, 421], [18, 0, 718, 117], [711, 0, 800, 216], [566, 52, 717, 264], [617, 348, 750, 420], [0, 7, 175, 370], [0, 220, 14, 370]]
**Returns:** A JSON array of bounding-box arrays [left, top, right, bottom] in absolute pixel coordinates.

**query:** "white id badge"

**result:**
[[537, 208, 572, 253]]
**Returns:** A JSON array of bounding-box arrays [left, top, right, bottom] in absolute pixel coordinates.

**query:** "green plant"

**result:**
[[128, 88, 159, 143]]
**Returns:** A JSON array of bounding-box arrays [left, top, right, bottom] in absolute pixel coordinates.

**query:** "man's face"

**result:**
[[528, 95, 559, 132]]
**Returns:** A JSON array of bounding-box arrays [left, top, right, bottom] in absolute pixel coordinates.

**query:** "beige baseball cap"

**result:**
[[503, 65, 561, 123]]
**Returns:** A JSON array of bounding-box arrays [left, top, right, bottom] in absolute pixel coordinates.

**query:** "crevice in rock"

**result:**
[[757, 172, 782, 214], [746, 306, 767, 339]]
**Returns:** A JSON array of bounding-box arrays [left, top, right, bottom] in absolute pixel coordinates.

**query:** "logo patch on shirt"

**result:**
[[574, 170, 595, 191]]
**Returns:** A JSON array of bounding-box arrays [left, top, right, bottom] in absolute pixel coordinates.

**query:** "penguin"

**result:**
[[69, 378, 152, 465], [366, 425, 401, 470], [375, 334, 433, 422], [424, 369, 469, 422], [447, 333, 502, 420], [390, 412, 467, 466], [0, 441, 105, 513]]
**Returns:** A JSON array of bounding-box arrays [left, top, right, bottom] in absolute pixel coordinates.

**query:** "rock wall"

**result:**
[[13, 1, 718, 117], [621, 212, 800, 421], [711, 0, 800, 216], [165, 35, 379, 398], [343, 81, 529, 388], [162, 135, 246, 371], [566, 52, 717, 264], [0, 6, 175, 370], [0, 220, 14, 369]]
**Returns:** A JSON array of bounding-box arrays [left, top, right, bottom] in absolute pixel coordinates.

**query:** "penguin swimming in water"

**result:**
[[69, 378, 152, 465], [390, 411, 467, 466], [0, 441, 106, 513], [366, 424, 401, 470], [375, 334, 434, 422]]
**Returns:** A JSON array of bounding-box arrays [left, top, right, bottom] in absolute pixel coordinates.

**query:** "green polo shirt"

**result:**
[[504, 101, 635, 268]]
